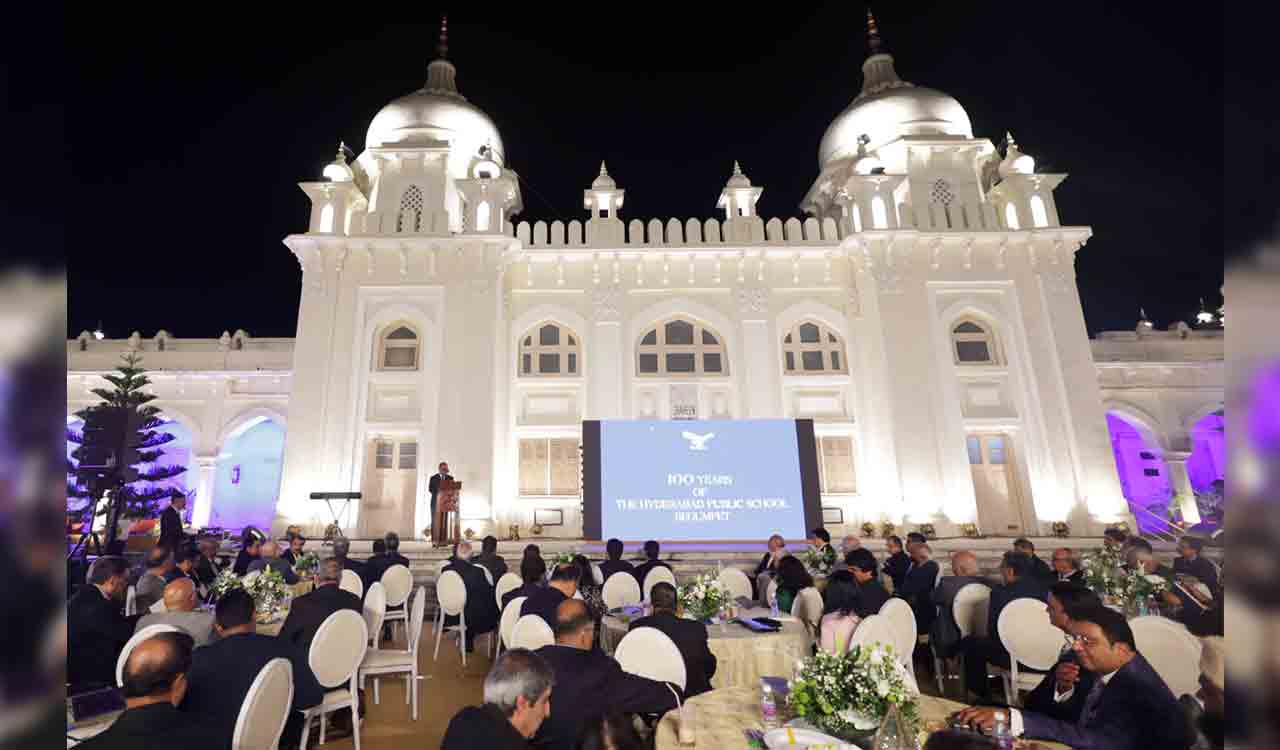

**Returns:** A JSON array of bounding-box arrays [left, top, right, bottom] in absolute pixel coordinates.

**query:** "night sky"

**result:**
[[45, 4, 1255, 339]]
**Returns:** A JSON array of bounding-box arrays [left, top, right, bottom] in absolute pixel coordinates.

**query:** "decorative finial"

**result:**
[[732, 160, 743, 175], [436, 15, 449, 60], [866, 6, 884, 55], [1005, 131, 1016, 149], [336, 141, 347, 159], [599, 160, 609, 176]]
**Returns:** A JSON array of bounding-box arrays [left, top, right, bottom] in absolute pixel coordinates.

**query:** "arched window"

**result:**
[[319, 203, 335, 233], [850, 203, 863, 233], [871, 195, 888, 229], [951, 319, 999, 365], [637, 318, 728, 376], [1030, 195, 1049, 228], [519, 322, 581, 376], [782, 320, 848, 374], [397, 185, 424, 232], [476, 201, 491, 232], [377, 324, 420, 370], [1004, 203, 1020, 230]]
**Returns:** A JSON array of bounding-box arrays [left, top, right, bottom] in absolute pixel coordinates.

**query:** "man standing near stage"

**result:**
[[428, 461, 453, 545]]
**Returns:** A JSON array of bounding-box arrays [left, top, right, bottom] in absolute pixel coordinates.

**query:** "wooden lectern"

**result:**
[[433, 479, 461, 547]]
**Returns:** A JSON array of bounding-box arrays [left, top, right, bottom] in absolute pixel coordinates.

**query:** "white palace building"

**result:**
[[67, 19, 1225, 542]]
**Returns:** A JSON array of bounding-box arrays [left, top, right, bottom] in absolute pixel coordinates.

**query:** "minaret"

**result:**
[[716, 161, 762, 220], [583, 161, 625, 244]]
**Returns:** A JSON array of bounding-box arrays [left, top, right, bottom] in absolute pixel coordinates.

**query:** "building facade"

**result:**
[[66, 19, 1225, 540]]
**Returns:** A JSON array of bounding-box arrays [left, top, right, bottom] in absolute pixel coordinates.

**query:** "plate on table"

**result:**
[[763, 727, 852, 749]]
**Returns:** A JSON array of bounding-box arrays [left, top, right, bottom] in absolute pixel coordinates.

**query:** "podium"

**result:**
[[433, 480, 461, 547]]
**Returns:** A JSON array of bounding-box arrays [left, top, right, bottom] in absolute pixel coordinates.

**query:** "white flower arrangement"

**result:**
[[1081, 545, 1128, 600], [787, 643, 920, 737], [677, 573, 732, 622], [293, 551, 319, 574], [207, 568, 244, 601], [801, 544, 836, 577], [206, 566, 288, 621]]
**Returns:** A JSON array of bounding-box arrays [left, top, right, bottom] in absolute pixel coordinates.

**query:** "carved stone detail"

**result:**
[[591, 285, 623, 322], [736, 286, 769, 316]]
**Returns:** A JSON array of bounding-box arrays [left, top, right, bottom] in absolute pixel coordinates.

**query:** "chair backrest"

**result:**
[[231, 657, 293, 750], [718, 567, 753, 601], [791, 587, 825, 638], [952, 583, 991, 640], [495, 573, 523, 610], [407, 586, 428, 657], [511, 614, 555, 650], [878, 597, 918, 661], [307, 609, 369, 688], [339, 568, 364, 598], [997, 597, 1062, 671], [591, 562, 604, 586], [615, 626, 687, 691], [603, 571, 642, 610], [117, 624, 181, 687], [380, 565, 413, 608], [1130, 616, 1203, 697], [643, 566, 677, 601], [848, 614, 900, 659], [436, 570, 467, 617], [149, 599, 168, 614], [500, 597, 528, 648], [363, 582, 387, 647], [125, 585, 137, 617]]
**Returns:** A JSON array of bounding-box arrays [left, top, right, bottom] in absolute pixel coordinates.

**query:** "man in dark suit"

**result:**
[[193, 537, 225, 588], [428, 461, 453, 539], [533, 600, 680, 750], [471, 535, 509, 582], [881, 535, 911, 591], [383, 531, 411, 569], [957, 605, 1191, 750], [961, 551, 1049, 701], [929, 550, 988, 659], [1050, 548, 1085, 584], [331, 536, 367, 585], [503, 554, 547, 611], [135, 545, 174, 613], [443, 541, 500, 653], [1015, 538, 1056, 585], [182, 589, 323, 749], [599, 538, 635, 584], [1172, 536, 1219, 596], [522, 561, 577, 630], [632, 540, 672, 589], [363, 538, 389, 590], [76, 630, 217, 750], [846, 548, 889, 616], [68, 556, 141, 693], [280, 531, 307, 567], [442, 648, 555, 750], [1024, 582, 1101, 721], [276, 558, 361, 656], [896, 541, 941, 633], [158, 495, 187, 553], [629, 582, 717, 696]]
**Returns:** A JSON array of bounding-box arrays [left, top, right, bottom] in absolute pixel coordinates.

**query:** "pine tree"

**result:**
[[67, 352, 188, 538]]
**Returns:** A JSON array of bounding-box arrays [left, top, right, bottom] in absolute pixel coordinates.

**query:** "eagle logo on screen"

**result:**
[[681, 431, 716, 451]]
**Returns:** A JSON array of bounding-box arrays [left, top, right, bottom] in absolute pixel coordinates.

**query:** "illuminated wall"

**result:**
[[1105, 412, 1171, 533], [1188, 411, 1225, 492], [210, 419, 285, 532]]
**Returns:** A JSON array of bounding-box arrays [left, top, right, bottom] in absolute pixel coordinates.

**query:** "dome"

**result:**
[[365, 89, 505, 162], [819, 84, 972, 167]]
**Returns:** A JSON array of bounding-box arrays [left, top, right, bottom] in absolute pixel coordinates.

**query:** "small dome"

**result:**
[[725, 161, 752, 188], [819, 84, 972, 167], [592, 161, 616, 190], [365, 89, 504, 163], [998, 132, 1036, 177]]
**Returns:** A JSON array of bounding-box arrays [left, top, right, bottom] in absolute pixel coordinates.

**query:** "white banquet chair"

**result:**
[[298, 610, 368, 750], [340, 568, 364, 599], [591, 562, 604, 586], [124, 585, 138, 617], [117, 624, 181, 687], [1130, 615, 1203, 697], [433, 570, 470, 666], [359, 585, 429, 720], [642, 566, 677, 602], [994, 597, 1062, 706], [380, 565, 413, 645], [934, 582, 990, 693], [718, 567, 753, 601], [511, 614, 555, 651], [362, 582, 387, 651], [499, 597, 528, 653], [848, 614, 899, 656], [495, 572, 523, 610], [602, 572, 642, 610], [791, 587, 825, 640], [614, 627, 687, 692], [878, 597, 918, 666], [231, 657, 293, 750]]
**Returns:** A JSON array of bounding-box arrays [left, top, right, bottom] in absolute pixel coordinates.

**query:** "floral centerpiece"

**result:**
[[244, 567, 289, 622], [801, 544, 836, 577], [1081, 544, 1127, 600], [208, 568, 244, 601], [787, 643, 920, 738], [293, 551, 320, 575], [677, 573, 732, 623]]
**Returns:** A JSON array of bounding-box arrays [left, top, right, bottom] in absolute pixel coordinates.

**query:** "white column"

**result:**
[[741, 319, 780, 417], [589, 320, 623, 418], [191, 455, 219, 529], [1164, 451, 1201, 525]]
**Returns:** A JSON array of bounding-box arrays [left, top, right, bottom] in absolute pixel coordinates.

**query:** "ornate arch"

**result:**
[[217, 405, 288, 448], [1102, 400, 1169, 451]]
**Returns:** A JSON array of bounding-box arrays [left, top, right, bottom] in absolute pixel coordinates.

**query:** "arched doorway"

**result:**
[[1105, 411, 1171, 534], [211, 418, 286, 533], [1187, 409, 1225, 529]]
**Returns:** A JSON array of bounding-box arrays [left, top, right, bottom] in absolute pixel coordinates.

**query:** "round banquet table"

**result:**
[[600, 608, 812, 690], [653, 685, 1071, 749]]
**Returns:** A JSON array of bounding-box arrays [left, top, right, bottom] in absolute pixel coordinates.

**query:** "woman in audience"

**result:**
[[502, 552, 547, 610], [572, 554, 606, 623], [774, 554, 814, 615], [818, 570, 862, 654], [576, 713, 645, 750]]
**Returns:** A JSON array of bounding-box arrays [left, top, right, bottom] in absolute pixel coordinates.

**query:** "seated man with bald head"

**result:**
[[245, 539, 301, 585], [135, 578, 217, 646], [76, 631, 217, 749], [929, 550, 989, 658], [532, 599, 680, 750]]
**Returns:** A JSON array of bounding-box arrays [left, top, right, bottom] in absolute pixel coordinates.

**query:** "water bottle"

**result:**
[[872, 703, 919, 749], [990, 711, 1014, 750], [760, 684, 779, 730], [769, 590, 780, 618]]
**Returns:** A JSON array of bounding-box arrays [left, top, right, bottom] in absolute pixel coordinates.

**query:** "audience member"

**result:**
[[575, 713, 646, 750], [504, 553, 548, 610], [1194, 636, 1226, 748], [1051, 548, 1084, 584], [631, 540, 672, 589], [1102, 527, 1128, 551], [172, 543, 202, 589], [443, 540, 500, 653], [960, 551, 1049, 701], [753, 533, 787, 599], [808, 527, 837, 569], [523, 563, 579, 630], [897, 541, 941, 632], [158, 495, 188, 553], [331, 536, 368, 582], [181, 589, 323, 749], [572, 554, 606, 625], [76, 631, 216, 749], [280, 531, 307, 567], [906, 531, 927, 547], [930, 550, 988, 659], [628, 582, 717, 696], [1171, 537, 1220, 630], [245, 539, 301, 585], [1014, 538, 1055, 584], [193, 537, 224, 587], [136, 545, 174, 612], [68, 556, 140, 692], [599, 538, 635, 584], [363, 538, 388, 588], [774, 554, 814, 614], [135, 578, 216, 646], [846, 548, 889, 616], [840, 534, 861, 557], [231, 528, 263, 576], [1024, 582, 1101, 721], [956, 606, 1191, 749], [1173, 536, 1219, 596], [276, 558, 361, 655], [443, 648, 555, 750], [882, 535, 911, 591], [533, 600, 679, 750], [818, 570, 862, 654], [383, 531, 411, 569], [473, 535, 510, 582]]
